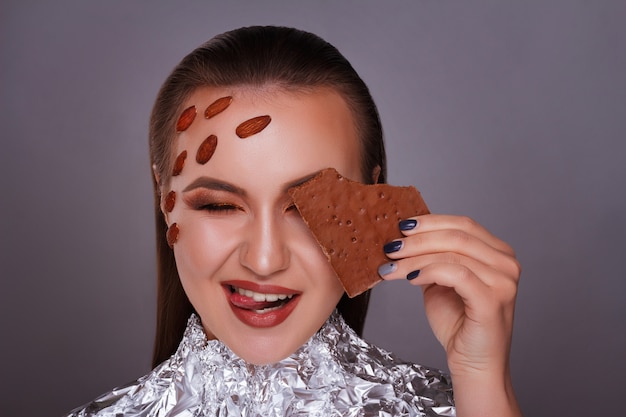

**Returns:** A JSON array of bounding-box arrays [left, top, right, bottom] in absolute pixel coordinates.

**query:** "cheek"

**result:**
[[173, 217, 240, 281]]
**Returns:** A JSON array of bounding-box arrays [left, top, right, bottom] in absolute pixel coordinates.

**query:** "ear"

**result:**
[[152, 163, 161, 187], [371, 165, 381, 184], [152, 164, 169, 221]]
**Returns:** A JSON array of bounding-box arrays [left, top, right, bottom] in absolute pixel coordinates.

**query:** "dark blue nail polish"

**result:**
[[406, 270, 421, 280], [383, 240, 403, 253], [399, 219, 418, 231]]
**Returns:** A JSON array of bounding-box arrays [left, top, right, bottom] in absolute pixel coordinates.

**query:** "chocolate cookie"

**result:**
[[288, 168, 429, 297]]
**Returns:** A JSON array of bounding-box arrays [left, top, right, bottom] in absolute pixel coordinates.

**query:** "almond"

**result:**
[[172, 150, 187, 176], [204, 96, 233, 119], [164, 190, 176, 212], [176, 106, 196, 132], [235, 115, 272, 138], [196, 135, 218, 164], [166, 223, 179, 248]]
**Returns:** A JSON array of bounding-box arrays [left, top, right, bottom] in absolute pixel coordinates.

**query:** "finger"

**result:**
[[405, 263, 518, 322], [399, 214, 516, 257], [378, 252, 514, 288], [411, 263, 518, 363], [383, 230, 521, 280]]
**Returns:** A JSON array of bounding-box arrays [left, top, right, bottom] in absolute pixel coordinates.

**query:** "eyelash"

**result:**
[[200, 204, 297, 215], [186, 193, 297, 215], [199, 203, 241, 213]]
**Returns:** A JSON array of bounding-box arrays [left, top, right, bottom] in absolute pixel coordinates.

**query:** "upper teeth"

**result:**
[[235, 287, 294, 302]]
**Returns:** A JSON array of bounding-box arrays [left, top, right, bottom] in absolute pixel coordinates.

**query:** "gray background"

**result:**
[[1, 1, 624, 416]]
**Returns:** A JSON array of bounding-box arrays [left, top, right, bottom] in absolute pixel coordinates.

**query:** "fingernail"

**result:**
[[383, 240, 403, 253], [406, 270, 421, 280], [399, 219, 418, 231], [378, 262, 397, 277]]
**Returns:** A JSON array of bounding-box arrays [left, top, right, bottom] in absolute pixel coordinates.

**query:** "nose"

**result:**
[[239, 210, 290, 277]]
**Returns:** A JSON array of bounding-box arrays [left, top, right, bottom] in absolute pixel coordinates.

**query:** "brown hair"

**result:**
[[149, 26, 387, 367]]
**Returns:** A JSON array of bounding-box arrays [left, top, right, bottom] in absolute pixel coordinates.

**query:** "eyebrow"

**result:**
[[183, 177, 247, 195], [283, 171, 321, 192], [182, 170, 322, 195]]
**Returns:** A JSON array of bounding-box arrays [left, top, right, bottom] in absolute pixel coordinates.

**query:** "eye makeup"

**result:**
[[183, 189, 243, 213], [183, 185, 301, 221], [198, 203, 241, 213]]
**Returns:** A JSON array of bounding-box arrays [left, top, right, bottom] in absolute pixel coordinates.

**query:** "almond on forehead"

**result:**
[[196, 135, 218, 164], [236, 115, 272, 138], [176, 106, 197, 132], [288, 168, 429, 297], [204, 96, 233, 119]]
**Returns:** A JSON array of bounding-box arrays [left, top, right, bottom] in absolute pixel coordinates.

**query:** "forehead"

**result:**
[[169, 87, 363, 188]]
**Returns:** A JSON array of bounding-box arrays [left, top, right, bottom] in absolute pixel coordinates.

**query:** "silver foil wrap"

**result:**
[[67, 312, 455, 416]]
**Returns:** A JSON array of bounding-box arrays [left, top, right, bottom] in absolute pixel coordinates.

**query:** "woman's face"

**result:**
[[164, 87, 362, 364]]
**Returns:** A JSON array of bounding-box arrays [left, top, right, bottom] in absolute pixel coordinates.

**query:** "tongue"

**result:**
[[230, 292, 283, 310]]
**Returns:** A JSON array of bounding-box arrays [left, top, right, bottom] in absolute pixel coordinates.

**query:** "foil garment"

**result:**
[[67, 312, 455, 416]]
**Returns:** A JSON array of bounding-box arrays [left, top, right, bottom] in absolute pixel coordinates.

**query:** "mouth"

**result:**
[[222, 281, 301, 328]]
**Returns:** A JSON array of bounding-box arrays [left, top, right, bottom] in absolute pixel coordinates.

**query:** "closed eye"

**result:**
[[199, 203, 242, 213]]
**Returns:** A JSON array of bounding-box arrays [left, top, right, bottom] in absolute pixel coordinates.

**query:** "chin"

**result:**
[[229, 334, 303, 365]]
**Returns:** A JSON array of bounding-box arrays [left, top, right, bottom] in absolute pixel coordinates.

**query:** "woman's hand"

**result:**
[[379, 214, 522, 416]]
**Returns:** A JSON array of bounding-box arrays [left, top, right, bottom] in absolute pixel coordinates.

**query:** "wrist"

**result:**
[[451, 369, 522, 417]]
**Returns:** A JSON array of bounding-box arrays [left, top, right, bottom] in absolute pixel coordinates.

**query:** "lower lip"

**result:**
[[225, 287, 300, 328]]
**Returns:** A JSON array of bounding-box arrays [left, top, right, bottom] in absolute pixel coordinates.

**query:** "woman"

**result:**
[[68, 26, 522, 416]]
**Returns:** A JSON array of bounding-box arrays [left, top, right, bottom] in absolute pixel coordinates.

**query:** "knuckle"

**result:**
[[455, 264, 473, 282], [441, 252, 464, 265], [458, 215, 478, 230], [448, 229, 472, 245], [503, 242, 516, 256], [503, 255, 522, 279], [498, 277, 519, 302], [409, 233, 425, 248], [498, 241, 517, 257]]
